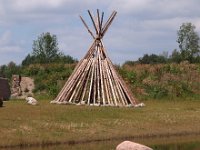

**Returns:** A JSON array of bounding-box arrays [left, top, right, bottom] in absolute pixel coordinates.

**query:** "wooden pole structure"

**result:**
[[51, 9, 139, 107]]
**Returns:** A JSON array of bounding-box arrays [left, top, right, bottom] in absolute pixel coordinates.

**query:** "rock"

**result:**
[[0, 77, 11, 100], [116, 141, 153, 150], [0, 99, 3, 107], [11, 75, 35, 99], [134, 103, 145, 108], [50, 100, 57, 104], [25, 97, 38, 105]]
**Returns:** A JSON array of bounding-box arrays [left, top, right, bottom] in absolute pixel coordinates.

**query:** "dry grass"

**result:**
[[119, 62, 200, 99], [0, 99, 200, 148]]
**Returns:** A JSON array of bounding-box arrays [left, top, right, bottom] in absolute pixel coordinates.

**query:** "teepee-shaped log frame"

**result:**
[[51, 10, 138, 107]]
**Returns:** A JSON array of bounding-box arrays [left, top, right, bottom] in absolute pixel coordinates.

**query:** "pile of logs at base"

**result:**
[[51, 10, 140, 107]]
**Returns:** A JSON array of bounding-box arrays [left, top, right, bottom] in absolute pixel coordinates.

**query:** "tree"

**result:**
[[59, 55, 76, 64], [138, 54, 167, 64], [21, 54, 36, 66], [170, 49, 182, 63], [32, 32, 62, 64], [177, 22, 200, 62], [21, 32, 76, 66], [0, 61, 21, 79]]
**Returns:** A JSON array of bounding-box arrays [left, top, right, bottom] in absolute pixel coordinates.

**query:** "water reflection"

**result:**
[[5, 136, 200, 150], [151, 141, 200, 150]]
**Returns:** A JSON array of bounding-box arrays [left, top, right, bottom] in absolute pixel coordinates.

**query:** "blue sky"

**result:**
[[0, 0, 200, 65]]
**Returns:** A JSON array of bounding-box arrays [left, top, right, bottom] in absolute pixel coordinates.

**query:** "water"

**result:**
[[5, 136, 200, 150], [41, 141, 200, 150], [151, 141, 200, 150], [18, 141, 200, 150]]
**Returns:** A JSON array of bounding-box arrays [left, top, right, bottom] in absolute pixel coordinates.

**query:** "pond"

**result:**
[[151, 141, 200, 150], [6, 135, 200, 150]]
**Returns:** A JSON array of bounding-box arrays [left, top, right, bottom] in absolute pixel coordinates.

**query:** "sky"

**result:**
[[0, 0, 200, 65]]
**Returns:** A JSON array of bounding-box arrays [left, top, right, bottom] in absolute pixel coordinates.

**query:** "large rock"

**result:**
[[116, 141, 153, 150], [11, 75, 35, 99], [0, 77, 11, 100], [0, 99, 3, 107]]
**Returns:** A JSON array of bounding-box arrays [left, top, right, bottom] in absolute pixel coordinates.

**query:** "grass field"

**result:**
[[0, 99, 200, 149]]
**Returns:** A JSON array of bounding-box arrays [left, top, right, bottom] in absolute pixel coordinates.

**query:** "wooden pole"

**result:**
[[102, 11, 117, 36], [88, 10, 98, 35]]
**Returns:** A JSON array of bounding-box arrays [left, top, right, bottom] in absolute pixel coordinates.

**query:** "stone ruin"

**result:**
[[0, 77, 11, 100], [0, 77, 11, 107], [11, 75, 35, 99]]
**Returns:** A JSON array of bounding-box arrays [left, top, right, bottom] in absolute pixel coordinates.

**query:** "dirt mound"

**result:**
[[11, 75, 35, 99]]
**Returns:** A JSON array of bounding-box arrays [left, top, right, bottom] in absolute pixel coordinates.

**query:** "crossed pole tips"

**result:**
[[79, 9, 117, 40]]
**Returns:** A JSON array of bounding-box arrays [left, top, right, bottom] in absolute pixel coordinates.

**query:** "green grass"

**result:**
[[0, 99, 200, 148]]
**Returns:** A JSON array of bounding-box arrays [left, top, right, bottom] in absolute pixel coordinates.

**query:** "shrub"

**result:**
[[120, 63, 200, 100], [21, 63, 76, 97]]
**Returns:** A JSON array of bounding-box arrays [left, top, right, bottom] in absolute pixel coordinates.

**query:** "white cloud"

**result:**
[[0, 31, 12, 46], [109, 0, 152, 14], [11, 0, 72, 13], [0, 46, 22, 53], [0, 31, 23, 54], [0, 0, 200, 64]]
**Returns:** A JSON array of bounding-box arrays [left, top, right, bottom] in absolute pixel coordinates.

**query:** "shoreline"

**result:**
[[1, 130, 200, 149]]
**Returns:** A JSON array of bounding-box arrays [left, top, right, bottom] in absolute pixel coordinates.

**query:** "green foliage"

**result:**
[[123, 60, 135, 66], [138, 54, 167, 64], [177, 22, 200, 63], [59, 55, 77, 64], [16, 32, 77, 97], [145, 85, 168, 99], [120, 62, 200, 100], [131, 22, 200, 64], [21, 54, 36, 66], [21, 63, 75, 97], [32, 32, 61, 64], [170, 49, 182, 63], [0, 61, 21, 79], [21, 32, 76, 66]]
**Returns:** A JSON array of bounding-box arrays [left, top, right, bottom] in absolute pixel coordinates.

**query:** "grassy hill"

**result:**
[[118, 61, 200, 100], [20, 61, 200, 101]]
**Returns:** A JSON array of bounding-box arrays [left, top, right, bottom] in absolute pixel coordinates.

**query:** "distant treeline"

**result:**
[[125, 50, 200, 65], [0, 32, 77, 79], [125, 22, 200, 65]]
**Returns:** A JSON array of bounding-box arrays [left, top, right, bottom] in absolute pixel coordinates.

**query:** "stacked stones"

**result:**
[[11, 75, 22, 97]]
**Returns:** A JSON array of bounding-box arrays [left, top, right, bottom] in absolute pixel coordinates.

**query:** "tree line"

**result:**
[[0, 32, 76, 78], [22, 32, 76, 66], [126, 22, 200, 65]]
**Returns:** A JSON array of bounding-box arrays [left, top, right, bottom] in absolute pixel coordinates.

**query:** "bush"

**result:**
[[21, 63, 76, 98], [120, 63, 200, 100]]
